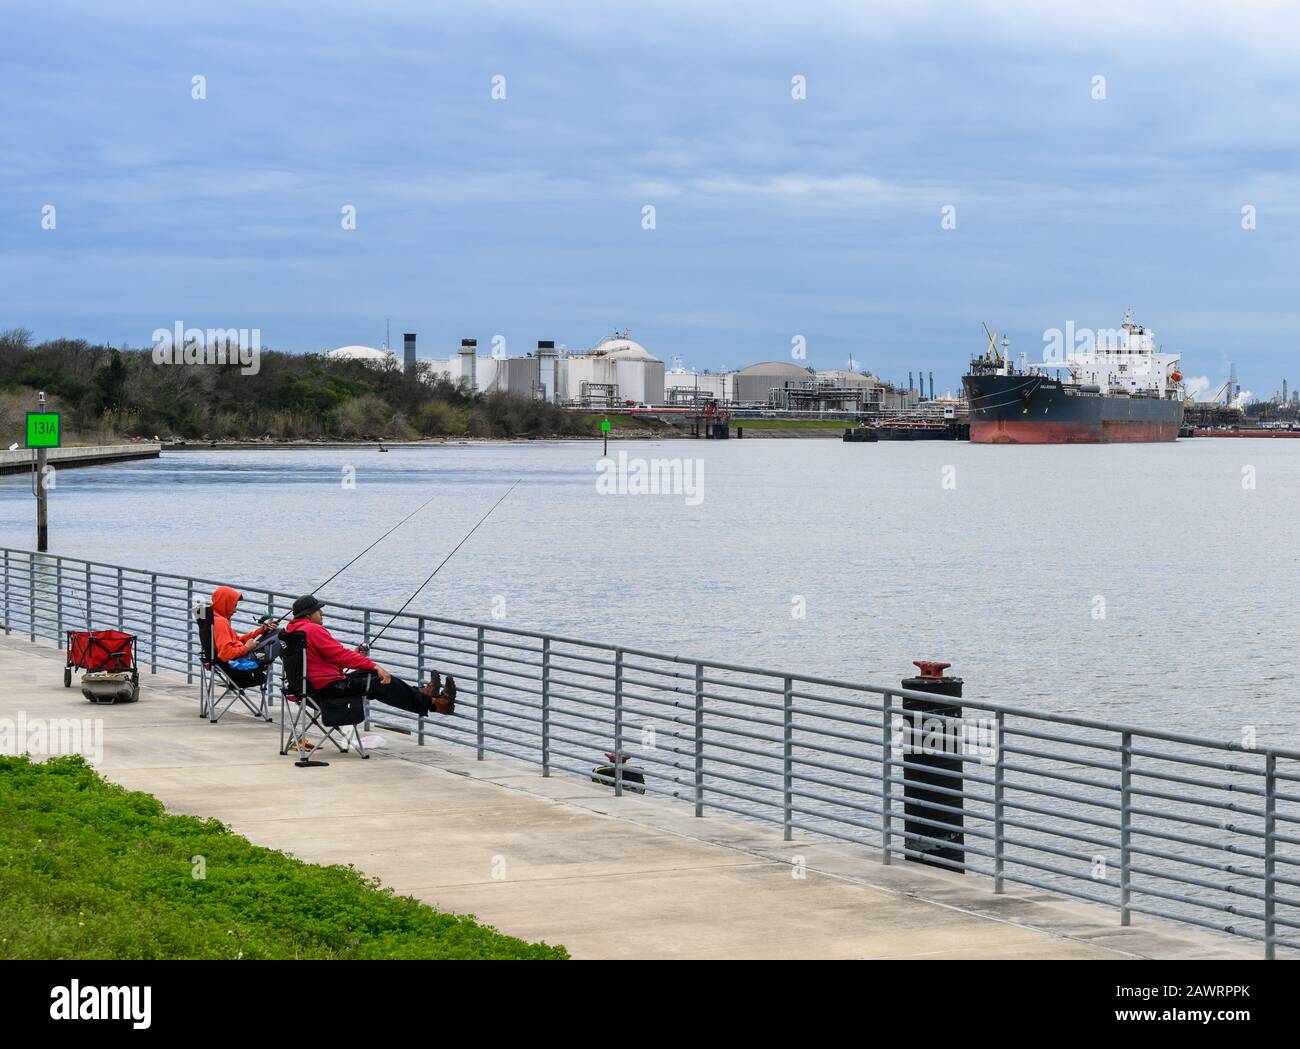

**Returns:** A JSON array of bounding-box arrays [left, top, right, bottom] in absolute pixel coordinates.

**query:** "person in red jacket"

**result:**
[[284, 595, 454, 715], [211, 585, 279, 686]]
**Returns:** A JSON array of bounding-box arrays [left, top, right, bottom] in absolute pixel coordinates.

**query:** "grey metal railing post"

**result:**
[[28, 552, 35, 641], [782, 676, 794, 841], [541, 637, 551, 777], [149, 573, 158, 673], [363, 610, 373, 732], [116, 568, 124, 629], [55, 559, 63, 640], [994, 710, 1005, 893], [1265, 752, 1277, 960], [693, 663, 704, 817], [416, 618, 427, 746], [475, 626, 485, 760], [2, 549, 9, 634], [1120, 730, 1132, 925], [183, 579, 192, 686], [85, 562, 92, 630], [880, 692, 893, 864], [613, 648, 624, 797], [185, 580, 194, 683]]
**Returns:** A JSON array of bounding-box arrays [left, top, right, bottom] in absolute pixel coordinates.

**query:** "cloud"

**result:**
[[634, 173, 912, 205], [3, 0, 1300, 383]]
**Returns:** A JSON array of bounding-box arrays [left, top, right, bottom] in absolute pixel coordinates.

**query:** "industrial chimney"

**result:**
[[536, 340, 557, 402], [459, 339, 477, 392], [403, 333, 416, 373]]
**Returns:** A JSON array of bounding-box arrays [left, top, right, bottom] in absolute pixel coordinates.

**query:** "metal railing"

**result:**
[[2, 544, 1298, 958]]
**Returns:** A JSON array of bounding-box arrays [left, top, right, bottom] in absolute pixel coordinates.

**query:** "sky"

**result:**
[[2, 0, 1299, 396]]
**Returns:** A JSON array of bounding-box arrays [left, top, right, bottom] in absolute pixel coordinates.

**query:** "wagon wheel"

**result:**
[[63, 668, 72, 688]]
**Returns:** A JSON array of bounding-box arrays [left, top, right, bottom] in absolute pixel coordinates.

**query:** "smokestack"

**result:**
[[459, 338, 477, 392], [929, 372, 935, 400], [537, 340, 557, 402], [908, 372, 914, 395], [403, 333, 416, 373]]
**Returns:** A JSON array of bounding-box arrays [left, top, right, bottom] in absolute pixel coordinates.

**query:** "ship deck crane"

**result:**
[[980, 322, 1008, 367]]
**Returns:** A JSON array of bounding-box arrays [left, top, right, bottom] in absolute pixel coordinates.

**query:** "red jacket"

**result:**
[[212, 586, 269, 663], [284, 616, 377, 690]]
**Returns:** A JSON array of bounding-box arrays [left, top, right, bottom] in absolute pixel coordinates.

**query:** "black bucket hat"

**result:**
[[291, 595, 325, 618]]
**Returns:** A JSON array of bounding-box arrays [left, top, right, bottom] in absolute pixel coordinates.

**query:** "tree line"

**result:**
[[0, 330, 593, 442]]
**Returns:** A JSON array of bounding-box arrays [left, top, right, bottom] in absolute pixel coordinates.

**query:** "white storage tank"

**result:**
[[557, 334, 665, 406]]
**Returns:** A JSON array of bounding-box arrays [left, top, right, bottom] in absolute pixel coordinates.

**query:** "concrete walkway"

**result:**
[[0, 633, 1253, 959]]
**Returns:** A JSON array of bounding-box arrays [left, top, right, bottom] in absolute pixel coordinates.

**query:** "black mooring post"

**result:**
[[901, 660, 965, 871]]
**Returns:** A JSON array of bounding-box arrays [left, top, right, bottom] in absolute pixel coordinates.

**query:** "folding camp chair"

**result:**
[[278, 628, 368, 767], [194, 603, 273, 723]]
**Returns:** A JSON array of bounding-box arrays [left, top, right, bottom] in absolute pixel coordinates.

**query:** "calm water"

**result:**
[[1, 438, 1297, 746]]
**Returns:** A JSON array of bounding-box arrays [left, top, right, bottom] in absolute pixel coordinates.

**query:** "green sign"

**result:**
[[25, 413, 60, 449], [600, 418, 611, 433]]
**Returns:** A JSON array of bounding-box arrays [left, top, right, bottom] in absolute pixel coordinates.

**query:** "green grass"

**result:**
[[0, 755, 567, 960], [576, 412, 671, 431]]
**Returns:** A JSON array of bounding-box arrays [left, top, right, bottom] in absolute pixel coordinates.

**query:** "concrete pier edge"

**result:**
[[0, 442, 162, 476]]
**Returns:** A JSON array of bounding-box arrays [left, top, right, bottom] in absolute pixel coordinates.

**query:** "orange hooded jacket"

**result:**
[[212, 586, 268, 663]]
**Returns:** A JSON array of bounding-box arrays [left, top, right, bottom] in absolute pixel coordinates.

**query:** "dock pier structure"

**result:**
[[0, 441, 162, 477], [1, 545, 1296, 959]]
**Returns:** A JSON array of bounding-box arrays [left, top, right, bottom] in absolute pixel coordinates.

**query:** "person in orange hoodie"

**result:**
[[211, 585, 279, 686]]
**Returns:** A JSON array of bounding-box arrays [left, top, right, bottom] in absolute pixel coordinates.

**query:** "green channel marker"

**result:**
[[600, 417, 610, 433], [26, 412, 60, 448]]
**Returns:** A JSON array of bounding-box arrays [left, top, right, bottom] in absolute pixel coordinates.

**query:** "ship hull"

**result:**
[[963, 373, 1183, 445]]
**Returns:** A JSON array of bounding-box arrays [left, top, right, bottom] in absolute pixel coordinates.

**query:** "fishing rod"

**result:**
[[263, 487, 444, 624], [311, 487, 444, 597], [362, 478, 521, 649]]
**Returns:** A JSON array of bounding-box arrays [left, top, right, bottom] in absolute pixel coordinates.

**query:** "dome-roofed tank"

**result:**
[[326, 345, 397, 367], [733, 361, 816, 404]]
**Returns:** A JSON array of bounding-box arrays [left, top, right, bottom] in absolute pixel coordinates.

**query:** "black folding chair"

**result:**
[[194, 603, 273, 723], [278, 628, 368, 767]]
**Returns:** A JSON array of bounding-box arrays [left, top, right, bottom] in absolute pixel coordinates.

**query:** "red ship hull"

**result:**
[[970, 418, 1182, 444], [964, 372, 1183, 444]]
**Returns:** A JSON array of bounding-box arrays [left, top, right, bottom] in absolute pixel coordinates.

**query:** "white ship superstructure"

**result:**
[[1033, 309, 1182, 396]]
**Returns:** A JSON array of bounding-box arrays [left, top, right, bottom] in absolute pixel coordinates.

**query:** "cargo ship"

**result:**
[[962, 311, 1184, 444]]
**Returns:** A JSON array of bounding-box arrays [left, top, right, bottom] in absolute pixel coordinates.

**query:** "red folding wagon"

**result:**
[[65, 629, 139, 699]]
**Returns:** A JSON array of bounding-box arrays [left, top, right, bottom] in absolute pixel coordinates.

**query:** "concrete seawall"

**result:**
[[0, 442, 161, 476]]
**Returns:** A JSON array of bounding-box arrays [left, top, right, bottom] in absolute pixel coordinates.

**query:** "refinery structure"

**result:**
[[324, 331, 930, 413], [324, 317, 1296, 440]]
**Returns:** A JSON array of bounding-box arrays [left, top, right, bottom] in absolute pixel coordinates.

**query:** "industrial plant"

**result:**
[[324, 331, 932, 414], [323, 328, 1296, 441]]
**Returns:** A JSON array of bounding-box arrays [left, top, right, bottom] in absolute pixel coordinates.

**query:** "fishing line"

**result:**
[[309, 486, 444, 598], [365, 478, 521, 647]]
